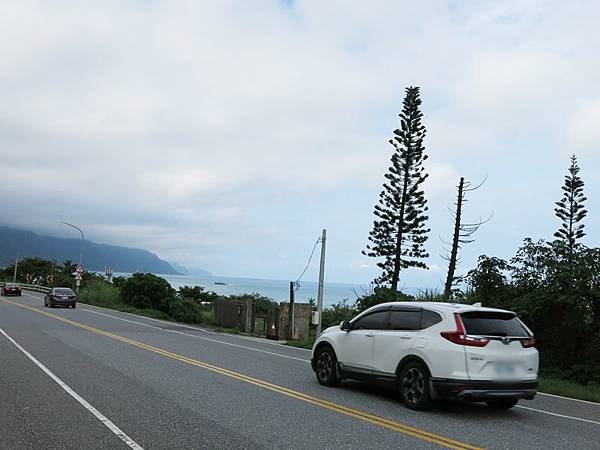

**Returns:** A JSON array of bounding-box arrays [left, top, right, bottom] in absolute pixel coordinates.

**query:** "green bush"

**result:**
[[79, 279, 120, 307], [169, 297, 205, 324], [178, 285, 218, 303], [415, 288, 445, 302], [354, 287, 414, 313], [466, 240, 600, 384], [119, 273, 176, 313], [229, 293, 274, 315], [322, 299, 356, 329]]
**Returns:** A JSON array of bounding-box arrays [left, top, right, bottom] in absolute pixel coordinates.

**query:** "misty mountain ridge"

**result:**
[[0, 226, 182, 275], [168, 262, 212, 278]]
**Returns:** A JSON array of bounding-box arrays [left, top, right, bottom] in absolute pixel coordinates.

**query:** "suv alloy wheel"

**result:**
[[315, 347, 341, 387], [399, 361, 432, 411]]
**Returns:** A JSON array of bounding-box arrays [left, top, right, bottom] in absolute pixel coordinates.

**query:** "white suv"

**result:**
[[311, 302, 538, 410]]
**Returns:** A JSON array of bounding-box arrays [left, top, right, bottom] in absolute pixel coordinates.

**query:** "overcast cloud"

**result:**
[[1, 1, 599, 287]]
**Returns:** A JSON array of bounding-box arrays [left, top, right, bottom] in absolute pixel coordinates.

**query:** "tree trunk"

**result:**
[[444, 177, 464, 299], [391, 166, 410, 291]]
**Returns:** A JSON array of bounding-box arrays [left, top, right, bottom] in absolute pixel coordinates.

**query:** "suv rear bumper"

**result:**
[[431, 378, 537, 400]]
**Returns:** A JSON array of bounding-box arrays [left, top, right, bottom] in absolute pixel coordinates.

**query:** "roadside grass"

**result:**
[[78, 280, 173, 321], [285, 338, 315, 349], [539, 376, 600, 403]]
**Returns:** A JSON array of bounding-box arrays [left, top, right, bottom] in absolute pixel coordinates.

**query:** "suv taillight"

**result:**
[[521, 337, 536, 348], [441, 313, 490, 347]]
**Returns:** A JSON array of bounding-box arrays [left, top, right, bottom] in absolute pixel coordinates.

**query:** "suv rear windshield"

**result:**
[[460, 311, 529, 337]]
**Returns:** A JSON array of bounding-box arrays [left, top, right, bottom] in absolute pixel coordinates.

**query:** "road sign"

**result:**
[[75, 272, 83, 281], [75, 265, 84, 274]]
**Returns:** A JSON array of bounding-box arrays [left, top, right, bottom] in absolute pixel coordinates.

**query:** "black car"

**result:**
[[1, 283, 22, 296], [44, 287, 77, 308]]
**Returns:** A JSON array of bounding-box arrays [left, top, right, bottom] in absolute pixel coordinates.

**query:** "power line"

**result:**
[[294, 237, 321, 291]]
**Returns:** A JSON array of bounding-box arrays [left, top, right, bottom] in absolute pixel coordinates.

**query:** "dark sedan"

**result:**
[[44, 287, 77, 308], [1, 283, 22, 296]]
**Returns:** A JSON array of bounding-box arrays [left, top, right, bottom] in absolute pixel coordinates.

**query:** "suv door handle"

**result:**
[[400, 335, 412, 340], [365, 334, 375, 337]]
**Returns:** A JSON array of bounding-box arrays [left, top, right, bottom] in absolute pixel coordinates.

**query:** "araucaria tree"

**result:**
[[363, 87, 430, 290], [554, 154, 587, 251]]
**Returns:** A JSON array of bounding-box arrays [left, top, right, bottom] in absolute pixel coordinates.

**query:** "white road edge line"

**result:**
[[537, 392, 600, 406], [0, 327, 144, 450], [516, 405, 600, 426], [80, 307, 310, 363]]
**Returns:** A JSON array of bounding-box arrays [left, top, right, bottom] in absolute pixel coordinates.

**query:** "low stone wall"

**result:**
[[279, 302, 312, 340]]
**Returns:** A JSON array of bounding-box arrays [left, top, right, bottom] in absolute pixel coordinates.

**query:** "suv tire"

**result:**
[[399, 361, 432, 411], [315, 346, 341, 387], [486, 399, 518, 409]]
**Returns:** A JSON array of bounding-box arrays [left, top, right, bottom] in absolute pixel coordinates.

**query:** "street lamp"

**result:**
[[60, 221, 85, 268]]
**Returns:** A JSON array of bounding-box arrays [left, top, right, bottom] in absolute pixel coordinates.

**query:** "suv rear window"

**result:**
[[387, 310, 421, 330], [460, 311, 529, 337]]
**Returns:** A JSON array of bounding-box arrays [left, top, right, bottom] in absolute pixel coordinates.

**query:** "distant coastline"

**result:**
[[107, 271, 423, 307]]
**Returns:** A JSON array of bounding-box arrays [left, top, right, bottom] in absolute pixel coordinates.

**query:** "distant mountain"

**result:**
[[0, 226, 180, 275], [169, 262, 191, 275], [169, 262, 213, 278], [188, 267, 213, 278]]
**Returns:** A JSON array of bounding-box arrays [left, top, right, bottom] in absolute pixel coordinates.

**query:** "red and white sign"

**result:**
[[75, 265, 84, 274]]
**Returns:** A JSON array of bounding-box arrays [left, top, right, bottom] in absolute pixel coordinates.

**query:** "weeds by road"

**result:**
[[538, 376, 600, 403]]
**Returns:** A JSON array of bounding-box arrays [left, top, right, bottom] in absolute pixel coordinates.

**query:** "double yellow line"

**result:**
[[2, 298, 481, 450]]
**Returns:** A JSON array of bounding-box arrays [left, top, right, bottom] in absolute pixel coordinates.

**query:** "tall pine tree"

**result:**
[[554, 154, 587, 251], [363, 87, 430, 290]]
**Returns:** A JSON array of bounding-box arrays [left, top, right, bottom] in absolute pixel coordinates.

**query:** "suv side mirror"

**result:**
[[340, 320, 352, 331]]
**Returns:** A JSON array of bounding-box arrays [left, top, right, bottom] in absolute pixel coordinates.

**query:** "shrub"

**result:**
[[119, 273, 176, 313], [322, 299, 356, 329], [169, 297, 205, 323], [354, 287, 414, 313], [229, 293, 274, 315], [78, 279, 120, 307], [178, 285, 218, 303]]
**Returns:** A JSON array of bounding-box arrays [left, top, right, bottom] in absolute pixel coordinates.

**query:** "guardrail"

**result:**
[[19, 283, 51, 294], [0, 282, 51, 294]]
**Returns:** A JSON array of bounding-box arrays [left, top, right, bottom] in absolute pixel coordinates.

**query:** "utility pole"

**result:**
[[13, 256, 18, 283], [316, 229, 327, 336], [289, 281, 295, 340]]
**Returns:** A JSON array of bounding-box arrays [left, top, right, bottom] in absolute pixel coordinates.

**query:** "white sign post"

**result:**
[[74, 266, 84, 293]]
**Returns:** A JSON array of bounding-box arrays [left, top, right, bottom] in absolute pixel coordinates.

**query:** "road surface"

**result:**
[[1, 292, 598, 449]]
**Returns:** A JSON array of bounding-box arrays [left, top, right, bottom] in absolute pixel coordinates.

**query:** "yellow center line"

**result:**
[[2, 298, 482, 450]]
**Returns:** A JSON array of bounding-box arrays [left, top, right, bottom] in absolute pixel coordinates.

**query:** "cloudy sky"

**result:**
[[1, 0, 599, 288]]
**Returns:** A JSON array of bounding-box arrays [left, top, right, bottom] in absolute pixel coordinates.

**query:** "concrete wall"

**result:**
[[279, 302, 312, 341]]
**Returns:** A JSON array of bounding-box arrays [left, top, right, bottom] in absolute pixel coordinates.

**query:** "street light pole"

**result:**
[[59, 221, 85, 268]]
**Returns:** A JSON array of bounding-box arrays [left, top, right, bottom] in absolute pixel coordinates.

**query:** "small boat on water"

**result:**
[[214, 281, 229, 285]]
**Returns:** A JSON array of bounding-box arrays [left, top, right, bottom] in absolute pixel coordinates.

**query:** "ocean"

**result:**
[[107, 272, 422, 307], [161, 274, 368, 307]]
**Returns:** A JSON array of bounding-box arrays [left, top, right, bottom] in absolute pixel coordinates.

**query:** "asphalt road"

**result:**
[[1, 292, 599, 449]]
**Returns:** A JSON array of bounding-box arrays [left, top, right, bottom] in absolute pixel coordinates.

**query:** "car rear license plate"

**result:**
[[495, 362, 515, 376]]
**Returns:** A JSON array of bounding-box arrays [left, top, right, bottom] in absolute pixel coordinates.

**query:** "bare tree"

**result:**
[[442, 176, 490, 299]]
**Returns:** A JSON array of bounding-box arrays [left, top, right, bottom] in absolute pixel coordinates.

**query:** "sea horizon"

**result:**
[[107, 271, 425, 307]]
